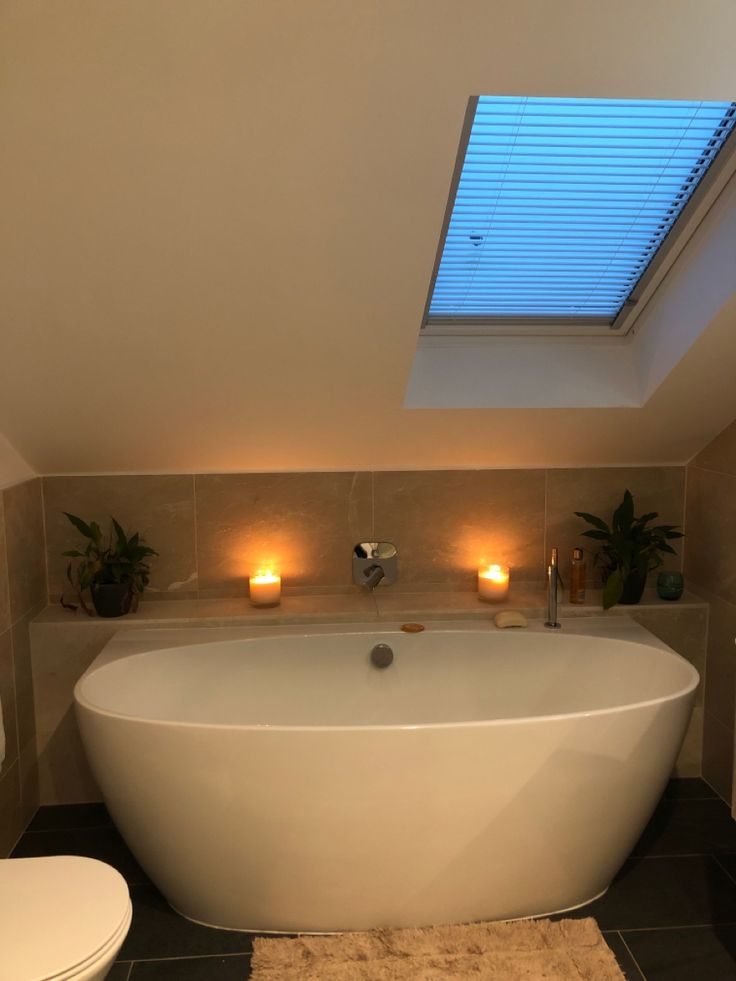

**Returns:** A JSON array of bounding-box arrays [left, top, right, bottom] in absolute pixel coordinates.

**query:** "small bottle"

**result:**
[[569, 547, 586, 604]]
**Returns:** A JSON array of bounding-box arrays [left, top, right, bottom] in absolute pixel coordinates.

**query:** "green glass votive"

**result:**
[[657, 570, 684, 601]]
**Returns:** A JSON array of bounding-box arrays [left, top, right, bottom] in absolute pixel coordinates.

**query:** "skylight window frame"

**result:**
[[422, 97, 736, 338]]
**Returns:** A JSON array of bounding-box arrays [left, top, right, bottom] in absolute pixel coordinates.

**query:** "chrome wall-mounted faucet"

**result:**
[[353, 542, 397, 590], [545, 547, 562, 629]]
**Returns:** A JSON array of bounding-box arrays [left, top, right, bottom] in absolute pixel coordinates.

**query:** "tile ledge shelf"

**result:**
[[33, 587, 707, 630]]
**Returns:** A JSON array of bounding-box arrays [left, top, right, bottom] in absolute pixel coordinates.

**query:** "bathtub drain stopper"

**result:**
[[370, 643, 394, 668]]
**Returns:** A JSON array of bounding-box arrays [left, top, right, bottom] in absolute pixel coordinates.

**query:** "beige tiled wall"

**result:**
[[685, 419, 736, 803], [195, 472, 373, 594], [42, 467, 687, 601], [629, 607, 707, 777], [0, 478, 46, 854], [44, 475, 198, 601], [546, 467, 686, 576], [30, 464, 705, 806]]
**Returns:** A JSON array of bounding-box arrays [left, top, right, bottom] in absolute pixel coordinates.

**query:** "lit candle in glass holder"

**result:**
[[249, 569, 281, 607], [478, 564, 510, 603]]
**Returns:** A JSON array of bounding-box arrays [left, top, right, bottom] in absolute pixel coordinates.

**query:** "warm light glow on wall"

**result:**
[[229, 536, 302, 584]]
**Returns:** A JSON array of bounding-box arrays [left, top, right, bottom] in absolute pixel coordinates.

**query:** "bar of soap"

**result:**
[[494, 611, 528, 629]]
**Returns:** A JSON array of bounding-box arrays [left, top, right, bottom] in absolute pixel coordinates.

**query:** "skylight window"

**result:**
[[425, 97, 736, 333]]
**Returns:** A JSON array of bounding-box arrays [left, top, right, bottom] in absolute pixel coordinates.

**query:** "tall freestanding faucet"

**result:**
[[545, 547, 562, 629]]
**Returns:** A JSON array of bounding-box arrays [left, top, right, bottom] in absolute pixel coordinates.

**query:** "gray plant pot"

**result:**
[[90, 582, 133, 618]]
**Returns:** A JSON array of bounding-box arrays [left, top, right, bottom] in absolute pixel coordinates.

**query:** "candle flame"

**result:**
[[479, 564, 509, 583]]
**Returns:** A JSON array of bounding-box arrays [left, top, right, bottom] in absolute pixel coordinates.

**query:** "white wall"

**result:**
[[0, 434, 35, 490], [1, 0, 735, 473]]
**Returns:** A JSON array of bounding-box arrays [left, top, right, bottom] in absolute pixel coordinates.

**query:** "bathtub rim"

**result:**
[[73, 616, 700, 733]]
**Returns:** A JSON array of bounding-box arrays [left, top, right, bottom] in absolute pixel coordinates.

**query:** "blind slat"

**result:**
[[428, 96, 736, 322]]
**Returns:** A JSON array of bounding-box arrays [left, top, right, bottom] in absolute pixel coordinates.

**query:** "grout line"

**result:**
[[681, 464, 689, 574], [628, 852, 734, 860], [24, 823, 113, 834], [687, 462, 736, 480], [122, 952, 252, 963], [8, 605, 21, 780], [0, 492, 11, 629], [662, 795, 718, 801], [370, 470, 375, 541], [123, 963, 133, 981], [700, 771, 731, 807], [713, 853, 736, 887], [39, 476, 51, 606], [191, 474, 200, 600], [617, 930, 648, 981], [542, 468, 548, 575], [614, 921, 736, 933]]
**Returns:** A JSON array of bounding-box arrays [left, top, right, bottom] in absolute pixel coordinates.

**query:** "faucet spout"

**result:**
[[362, 564, 385, 590], [545, 547, 561, 630], [352, 542, 397, 590]]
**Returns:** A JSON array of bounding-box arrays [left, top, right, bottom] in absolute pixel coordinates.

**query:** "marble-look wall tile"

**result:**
[[0, 496, 10, 636], [692, 418, 736, 476], [630, 607, 706, 776], [630, 607, 707, 705], [701, 592, 736, 729], [546, 467, 686, 583], [3, 478, 46, 622], [0, 628, 18, 769], [196, 472, 373, 593], [0, 761, 23, 856], [31, 621, 127, 804], [18, 740, 39, 826], [12, 612, 37, 754], [684, 466, 736, 606], [703, 712, 733, 802], [373, 470, 546, 585], [673, 705, 702, 778], [686, 416, 736, 806], [44, 475, 197, 601]]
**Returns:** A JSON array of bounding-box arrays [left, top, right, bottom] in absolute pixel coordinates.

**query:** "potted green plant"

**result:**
[[61, 513, 158, 617], [574, 490, 683, 610]]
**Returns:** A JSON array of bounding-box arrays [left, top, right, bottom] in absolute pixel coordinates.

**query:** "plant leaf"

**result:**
[[574, 511, 610, 532], [612, 490, 635, 534], [64, 512, 95, 539], [112, 517, 128, 551], [603, 568, 624, 610], [89, 521, 103, 546]]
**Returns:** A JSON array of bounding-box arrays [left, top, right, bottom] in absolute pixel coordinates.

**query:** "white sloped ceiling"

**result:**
[[1, 0, 735, 473]]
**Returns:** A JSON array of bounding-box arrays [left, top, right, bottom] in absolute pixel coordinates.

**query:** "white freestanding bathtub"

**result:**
[[74, 618, 698, 933]]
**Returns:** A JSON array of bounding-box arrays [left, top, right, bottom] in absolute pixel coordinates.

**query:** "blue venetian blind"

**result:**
[[427, 97, 736, 324]]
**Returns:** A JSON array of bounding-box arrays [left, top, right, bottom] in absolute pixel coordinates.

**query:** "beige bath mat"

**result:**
[[250, 916, 625, 979]]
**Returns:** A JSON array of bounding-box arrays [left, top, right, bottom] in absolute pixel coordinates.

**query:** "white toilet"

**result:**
[[0, 855, 132, 981]]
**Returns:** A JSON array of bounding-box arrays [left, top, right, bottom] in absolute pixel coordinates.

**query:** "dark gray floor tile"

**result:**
[[565, 856, 736, 930], [633, 798, 736, 857], [603, 931, 646, 981], [107, 964, 133, 981], [623, 925, 736, 980], [663, 778, 718, 801], [129, 955, 251, 979], [10, 826, 149, 884], [120, 885, 256, 960], [26, 802, 112, 831], [715, 854, 736, 885]]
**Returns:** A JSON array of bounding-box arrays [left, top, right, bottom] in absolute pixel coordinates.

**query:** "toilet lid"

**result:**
[[0, 856, 131, 981]]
